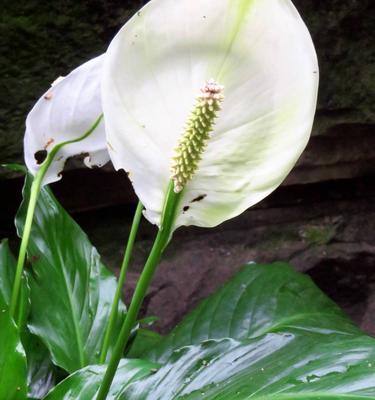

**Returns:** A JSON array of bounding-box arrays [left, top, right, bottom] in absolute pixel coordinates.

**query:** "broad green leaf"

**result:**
[[145, 263, 360, 363], [0, 309, 27, 400], [44, 359, 159, 400], [51, 264, 375, 398], [118, 264, 375, 399], [121, 334, 375, 399], [15, 175, 126, 373]]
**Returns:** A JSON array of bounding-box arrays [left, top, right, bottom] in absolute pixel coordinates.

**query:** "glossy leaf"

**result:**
[[15, 175, 126, 373], [0, 239, 29, 327], [122, 335, 375, 399], [145, 263, 360, 363], [44, 359, 159, 400], [0, 240, 54, 397], [0, 309, 27, 400], [0, 239, 18, 306], [22, 333, 56, 399], [119, 264, 375, 399]]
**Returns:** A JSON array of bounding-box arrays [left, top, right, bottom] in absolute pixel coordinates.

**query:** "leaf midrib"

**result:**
[[43, 202, 87, 369], [59, 253, 86, 368]]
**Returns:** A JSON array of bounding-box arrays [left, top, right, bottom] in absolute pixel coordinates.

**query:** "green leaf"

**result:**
[[15, 175, 126, 373], [1, 163, 27, 173], [44, 359, 159, 399], [22, 332, 56, 399], [0, 239, 54, 397], [120, 263, 375, 398], [0, 239, 29, 327], [126, 329, 162, 359], [0, 309, 27, 400], [145, 263, 360, 363], [0, 239, 17, 306], [121, 334, 375, 399], [44, 263, 375, 398]]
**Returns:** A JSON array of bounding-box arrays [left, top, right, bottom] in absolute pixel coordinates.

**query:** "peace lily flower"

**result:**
[[24, 54, 108, 185], [102, 0, 319, 231]]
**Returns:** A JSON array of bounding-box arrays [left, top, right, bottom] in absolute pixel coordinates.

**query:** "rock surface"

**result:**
[[69, 177, 375, 337], [1, 0, 374, 184]]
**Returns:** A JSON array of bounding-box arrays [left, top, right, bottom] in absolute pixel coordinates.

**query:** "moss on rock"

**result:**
[[0, 0, 144, 167], [0, 0, 374, 179]]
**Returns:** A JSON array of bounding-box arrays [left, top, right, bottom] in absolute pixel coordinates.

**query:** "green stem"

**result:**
[[10, 174, 42, 318], [96, 182, 181, 400], [9, 114, 103, 320], [99, 201, 144, 363]]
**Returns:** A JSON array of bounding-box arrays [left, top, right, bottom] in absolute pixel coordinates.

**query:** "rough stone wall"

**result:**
[[0, 0, 374, 182], [0, 0, 143, 165], [291, 0, 375, 184]]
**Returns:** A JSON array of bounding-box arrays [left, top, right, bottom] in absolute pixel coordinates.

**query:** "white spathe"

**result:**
[[102, 0, 319, 229], [24, 55, 108, 185]]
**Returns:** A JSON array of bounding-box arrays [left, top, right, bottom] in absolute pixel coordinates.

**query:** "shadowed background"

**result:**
[[0, 0, 374, 334]]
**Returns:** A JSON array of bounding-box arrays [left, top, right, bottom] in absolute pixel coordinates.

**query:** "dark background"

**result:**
[[0, 0, 374, 335]]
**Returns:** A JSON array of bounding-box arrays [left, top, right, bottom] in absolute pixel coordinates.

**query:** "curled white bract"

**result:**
[[24, 55, 109, 185]]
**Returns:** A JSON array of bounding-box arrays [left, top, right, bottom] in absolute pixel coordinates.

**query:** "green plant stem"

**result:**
[[99, 201, 144, 363], [96, 182, 181, 400], [9, 171, 42, 319], [9, 114, 103, 320]]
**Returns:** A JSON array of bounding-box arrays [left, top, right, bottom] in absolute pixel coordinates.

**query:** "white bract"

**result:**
[[102, 0, 319, 230], [24, 55, 108, 185]]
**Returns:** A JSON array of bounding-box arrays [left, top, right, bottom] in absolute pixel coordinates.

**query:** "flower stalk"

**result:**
[[9, 114, 103, 321], [99, 200, 144, 363], [96, 181, 181, 400]]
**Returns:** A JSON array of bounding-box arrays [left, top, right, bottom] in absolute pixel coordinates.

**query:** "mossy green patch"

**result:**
[[0, 0, 140, 168], [301, 224, 337, 246]]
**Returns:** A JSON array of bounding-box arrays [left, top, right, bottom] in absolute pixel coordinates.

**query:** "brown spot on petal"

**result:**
[[44, 92, 53, 100], [191, 194, 207, 203], [34, 150, 48, 165], [44, 137, 55, 149], [183, 206, 190, 213]]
